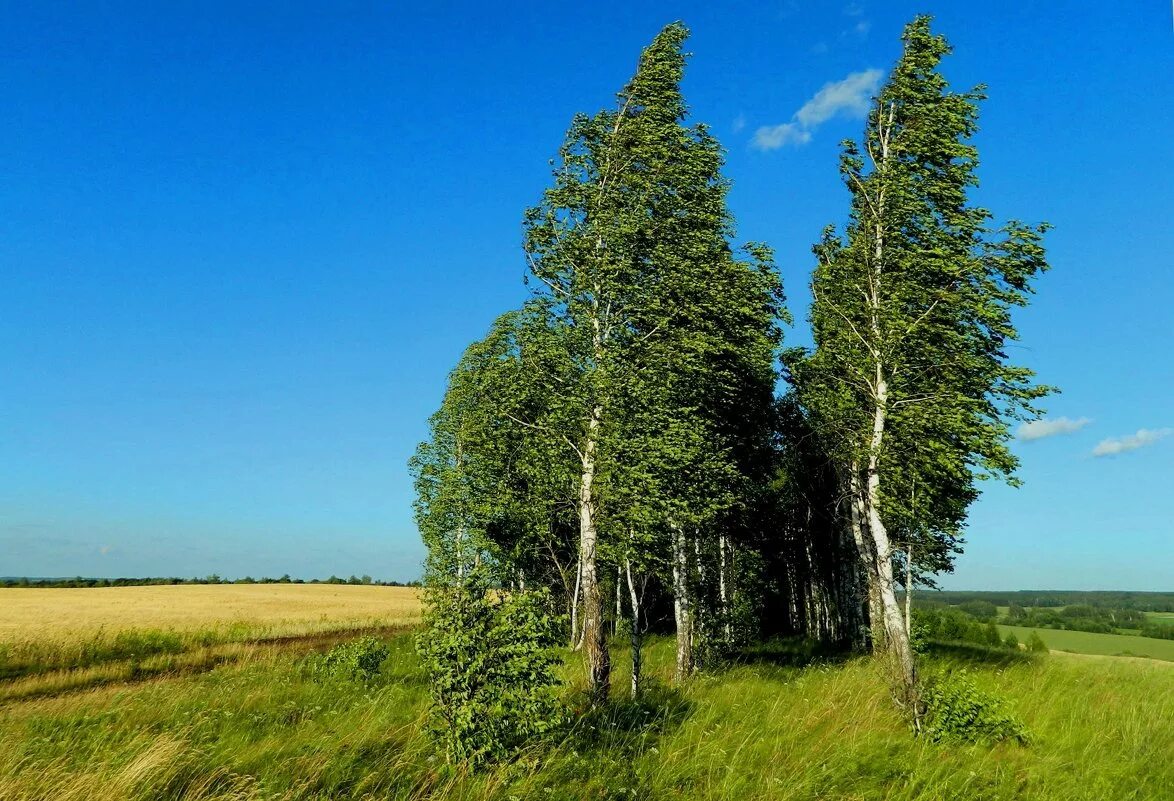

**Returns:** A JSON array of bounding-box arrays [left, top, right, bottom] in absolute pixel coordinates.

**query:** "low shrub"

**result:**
[[308, 636, 389, 683], [1026, 632, 1049, 653], [922, 670, 1030, 745], [417, 584, 564, 768]]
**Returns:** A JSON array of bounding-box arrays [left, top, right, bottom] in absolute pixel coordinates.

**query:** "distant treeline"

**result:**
[[0, 575, 421, 589], [910, 590, 1174, 613], [910, 593, 1174, 642]]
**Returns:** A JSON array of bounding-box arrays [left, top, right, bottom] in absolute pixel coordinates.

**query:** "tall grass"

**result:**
[[0, 633, 1170, 800]]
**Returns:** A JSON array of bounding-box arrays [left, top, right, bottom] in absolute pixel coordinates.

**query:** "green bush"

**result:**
[[308, 636, 389, 683], [957, 600, 998, 621], [922, 670, 1030, 745], [910, 620, 931, 654], [417, 584, 563, 768], [1027, 632, 1049, 653]]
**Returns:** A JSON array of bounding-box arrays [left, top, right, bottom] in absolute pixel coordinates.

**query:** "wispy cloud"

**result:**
[[1017, 416, 1092, 441], [1091, 428, 1172, 457], [839, 4, 870, 40], [753, 68, 882, 150], [732, 113, 747, 134]]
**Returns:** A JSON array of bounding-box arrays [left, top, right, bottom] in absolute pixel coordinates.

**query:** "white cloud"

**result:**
[[752, 69, 882, 150], [732, 113, 747, 134], [1092, 428, 1172, 457], [794, 69, 882, 127], [753, 122, 812, 149], [1017, 416, 1092, 441]]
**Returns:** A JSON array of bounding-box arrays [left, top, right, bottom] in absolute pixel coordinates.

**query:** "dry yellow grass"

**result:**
[[0, 584, 421, 640]]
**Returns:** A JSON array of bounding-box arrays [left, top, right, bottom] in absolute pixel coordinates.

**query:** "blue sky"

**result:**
[[1, 2, 1171, 589]]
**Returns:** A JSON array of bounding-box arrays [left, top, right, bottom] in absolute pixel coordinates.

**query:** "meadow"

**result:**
[[997, 624, 1174, 662], [1, 586, 1172, 801]]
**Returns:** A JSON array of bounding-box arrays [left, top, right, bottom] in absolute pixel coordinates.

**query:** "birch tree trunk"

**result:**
[[570, 558, 582, 650], [864, 373, 920, 724], [578, 403, 610, 704], [848, 467, 882, 648], [615, 563, 623, 636], [718, 531, 731, 641], [904, 544, 913, 637], [670, 523, 694, 680], [624, 558, 642, 698]]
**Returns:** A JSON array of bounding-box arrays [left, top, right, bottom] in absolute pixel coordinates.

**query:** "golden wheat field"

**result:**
[[0, 584, 422, 639]]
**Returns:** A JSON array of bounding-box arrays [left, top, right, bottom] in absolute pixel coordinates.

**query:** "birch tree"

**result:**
[[795, 16, 1052, 723]]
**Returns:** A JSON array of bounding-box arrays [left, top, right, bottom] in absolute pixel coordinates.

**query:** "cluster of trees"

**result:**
[[412, 16, 1053, 740], [912, 606, 1004, 649], [924, 590, 1174, 612], [1004, 604, 1173, 638], [0, 575, 420, 588]]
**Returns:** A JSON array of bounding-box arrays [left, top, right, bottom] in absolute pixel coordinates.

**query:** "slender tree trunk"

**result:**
[[848, 468, 881, 648], [864, 373, 920, 726], [615, 563, 623, 636], [718, 531, 732, 641], [693, 533, 707, 655], [904, 544, 913, 637], [570, 558, 582, 650], [671, 523, 694, 680], [578, 404, 610, 704], [625, 558, 642, 698], [853, 100, 919, 724]]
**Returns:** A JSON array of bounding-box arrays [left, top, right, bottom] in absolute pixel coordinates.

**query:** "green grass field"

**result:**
[[1, 631, 1172, 801], [998, 624, 1174, 662]]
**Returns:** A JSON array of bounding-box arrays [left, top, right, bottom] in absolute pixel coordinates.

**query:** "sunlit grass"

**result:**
[[997, 624, 1174, 661], [0, 631, 1170, 801]]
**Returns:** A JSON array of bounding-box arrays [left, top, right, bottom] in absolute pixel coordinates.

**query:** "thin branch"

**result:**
[[503, 412, 585, 461]]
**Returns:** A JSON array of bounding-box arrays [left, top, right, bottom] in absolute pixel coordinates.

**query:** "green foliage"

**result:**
[[925, 590, 1174, 612], [957, 600, 997, 621], [909, 620, 931, 654], [1026, 632, 1049, 653], [416, 585, 564, 767], [1004, 632, 1020, 650], [306, 636, 390, 684], [914, 607, 1016, 652], [922, 670, 1030, 745], [1002, 604, 1149, 635]]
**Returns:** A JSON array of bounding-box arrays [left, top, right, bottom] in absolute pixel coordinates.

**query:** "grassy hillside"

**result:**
[[1, 632, 1171, 801], [997, 624, 1174, 662]]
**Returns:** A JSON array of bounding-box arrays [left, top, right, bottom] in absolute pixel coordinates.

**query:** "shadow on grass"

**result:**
[[516, 680, 692, 797], [565, 678, 693, 751], [922, 640, 1038, 668], [729, 636, 855, 669]]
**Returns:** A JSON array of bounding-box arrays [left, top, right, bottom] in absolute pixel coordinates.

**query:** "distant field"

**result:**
[[998, 624, 1174, 662], [1146, 611, 1174, 623], [0, 584, 421, 640]]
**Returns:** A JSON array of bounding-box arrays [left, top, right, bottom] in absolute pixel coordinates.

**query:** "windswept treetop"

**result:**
[[794, 15, 1052, 720]]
